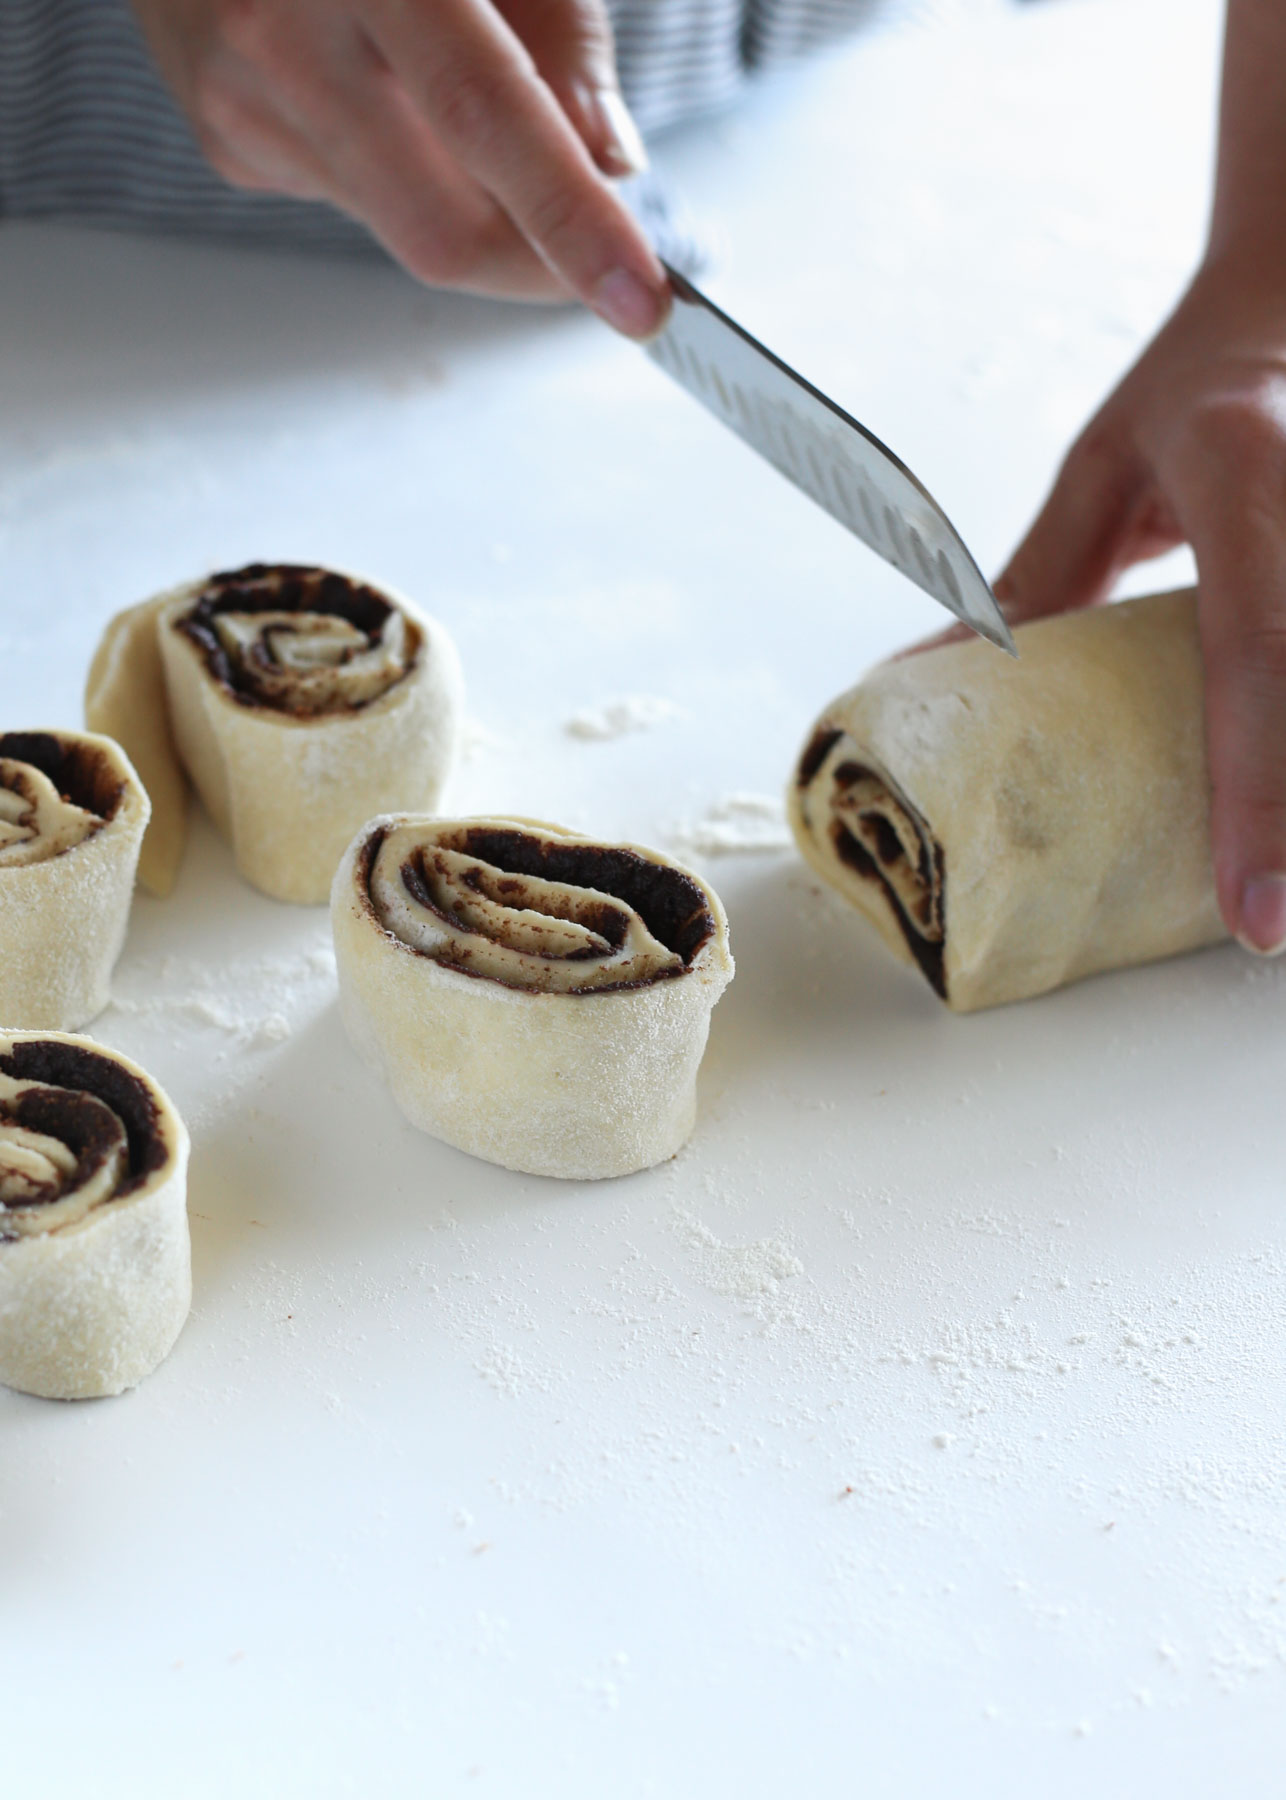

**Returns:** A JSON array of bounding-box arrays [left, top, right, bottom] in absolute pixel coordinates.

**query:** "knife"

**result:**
[[645, 264, 1015, 656]]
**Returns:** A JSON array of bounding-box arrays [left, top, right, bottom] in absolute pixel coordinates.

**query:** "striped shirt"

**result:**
[[0, 0, 905, 255]]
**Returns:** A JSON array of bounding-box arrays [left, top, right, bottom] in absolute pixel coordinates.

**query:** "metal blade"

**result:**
[[645, 265, 1015, 656]]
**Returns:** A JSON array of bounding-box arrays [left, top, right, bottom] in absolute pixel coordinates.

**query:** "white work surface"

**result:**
[[5, 2, 1283, 1793]]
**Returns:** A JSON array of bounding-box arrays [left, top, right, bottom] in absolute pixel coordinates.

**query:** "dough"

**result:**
[[84, 594, 186, 896], [788, 588, 1226, 1010], [0, 1032, 190, 1399], [332, 816, 735, 1178], [0, 730, 150, 1030], [86, 563, 463, 904]]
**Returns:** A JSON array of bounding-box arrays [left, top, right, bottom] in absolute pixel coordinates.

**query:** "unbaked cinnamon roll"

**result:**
[[789, 588, 1226, 1010], [0, 1032, 190, 1399], [332, 816, 735, 1179], [0, 731, 149, 1030], [86, 563, 463, 903]]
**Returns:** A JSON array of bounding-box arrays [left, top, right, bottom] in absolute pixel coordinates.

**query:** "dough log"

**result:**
[[88, 563, 463, 904], [332, 816, 735, 1179], [0, 730, 149, 1030], [789, 589, 1226, 1011], [0, 1033, 190, 1399]]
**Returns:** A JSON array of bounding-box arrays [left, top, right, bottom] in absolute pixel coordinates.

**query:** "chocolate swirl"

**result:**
[[366, 821, 716, 993], [0, 731, 125, 869], [175, 563, 419, 715], [0, 1039, 165, 1242], [795, 729, 946, 996], [0, 759, 100, 866]]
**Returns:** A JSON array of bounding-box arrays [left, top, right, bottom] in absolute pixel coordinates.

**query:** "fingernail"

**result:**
[[593, 266, 664, 338], [1238, 873, 1286, 955], [595, 88, 648, 176]]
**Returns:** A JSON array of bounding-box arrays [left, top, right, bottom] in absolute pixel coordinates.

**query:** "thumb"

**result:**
[[1183, 448, 1286, 954], [506, 0, 648, 177], [995, 420, 1150, 624]]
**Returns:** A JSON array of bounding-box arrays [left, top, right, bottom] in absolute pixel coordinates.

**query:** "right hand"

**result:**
[[995, 251, 1286, 955], [130, 0, 670, 335]]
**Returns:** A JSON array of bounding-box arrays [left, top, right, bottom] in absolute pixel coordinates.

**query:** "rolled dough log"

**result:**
[[84, 595, 187, 897], [0, 1032, 190, 1399], [788, 588, 1226, 1010], [332, 816, 735, 1178], [87, 563, 463, 905], [0, 730, 149, 1030]]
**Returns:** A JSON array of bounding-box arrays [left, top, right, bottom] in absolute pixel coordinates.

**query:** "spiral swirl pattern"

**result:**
[[0, 756, 102, 867], [0, 1073, 127, 1237], [0, 1038, 166, 1242], [176, 563, 418, 716], [368, 821, 715, 993], [794, 728, 945, 993], [0, 1034, 189, 1399]]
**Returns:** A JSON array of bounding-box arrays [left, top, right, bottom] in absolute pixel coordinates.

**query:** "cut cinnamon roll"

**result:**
[[86, 564, 463, 903], [789, 589, 1226, 1010], [332, 816, 735, 1179], [0, 1032, 190, 1398], [0, 731, 149, 1030]]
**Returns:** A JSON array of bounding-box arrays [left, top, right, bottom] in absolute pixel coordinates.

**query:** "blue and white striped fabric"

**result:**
[[0, 0, 897, 254]]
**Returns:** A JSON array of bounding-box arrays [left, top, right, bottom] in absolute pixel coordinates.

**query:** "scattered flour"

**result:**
[[564, 695, 682, 741], [671, 1200, 804, 1320], [669, 792, 792, 856], [100, 942, 338, 1122], [252, 1012, 292, 1046], [459, 715, 509, 761], [108, 986, 298, 1046]]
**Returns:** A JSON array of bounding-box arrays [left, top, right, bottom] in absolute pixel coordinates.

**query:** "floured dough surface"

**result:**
[[0, 1032, 190, 1400], [0, 731, 150, 1031], [160, 563, 463, 903], [333, 816, 734, 1179], [84, 594, 188, 897], [789, 589, 1226, 1010], [86, 564, 463, 904]]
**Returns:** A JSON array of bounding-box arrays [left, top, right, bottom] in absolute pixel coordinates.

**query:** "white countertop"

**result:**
[[6, 2, 1283, 1793]]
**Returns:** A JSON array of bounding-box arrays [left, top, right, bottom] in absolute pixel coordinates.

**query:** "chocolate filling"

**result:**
[[833, 824, 946, 997], [401, 851, 633, 960], [805, 758, 947, 1000], [359, 825, 716, 986], [0, 1040, 167, 1195], [175, 562, 417, 713], [0, 731, 123, 822], [797, 725, 843, 787]]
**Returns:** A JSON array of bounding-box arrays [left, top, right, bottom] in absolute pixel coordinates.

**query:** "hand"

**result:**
[[997, 251, 1286, 955], [130, 0, 669, 335]]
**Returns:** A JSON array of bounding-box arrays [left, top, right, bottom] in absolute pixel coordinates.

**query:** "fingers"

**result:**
[[272, 37, 567, 298], [364, 0, 668, 333], [136, 0, 665, 326], [180, 47, 333, 198], [1176, 390, 1286, 952], [994, 416, 1157, 625], [496, 0, 648, 177]]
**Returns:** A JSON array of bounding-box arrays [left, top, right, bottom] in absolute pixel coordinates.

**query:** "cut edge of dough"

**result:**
[[84, 594, 189, 898]]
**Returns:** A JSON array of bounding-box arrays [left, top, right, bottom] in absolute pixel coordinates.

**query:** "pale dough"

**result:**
[[0, 1032, 191, 1399], [0, 731, 150, 1031], [332, 816, 735, 1179], [789, 589, 1226, 1010], [84, 594, 187, 897], [86, 564, 463, 905]]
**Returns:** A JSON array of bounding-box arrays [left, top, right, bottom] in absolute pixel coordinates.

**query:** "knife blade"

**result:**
[[645, 264, 1015, 656]]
